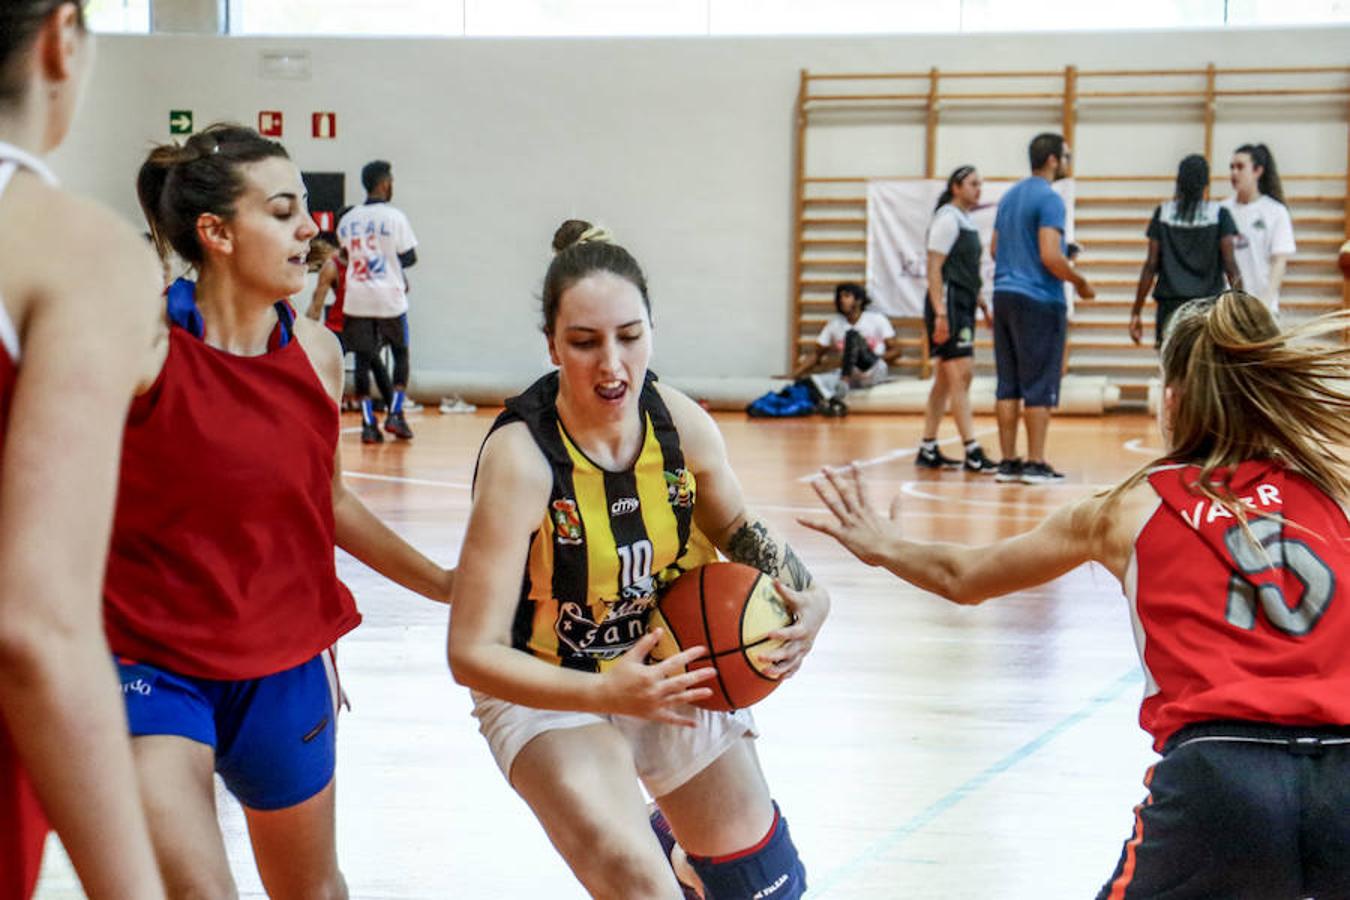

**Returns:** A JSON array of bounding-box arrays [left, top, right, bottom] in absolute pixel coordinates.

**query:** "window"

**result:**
[[86, 0, 150, 33], [220, 0, 1349, 36], [226, 0, 465, 36]]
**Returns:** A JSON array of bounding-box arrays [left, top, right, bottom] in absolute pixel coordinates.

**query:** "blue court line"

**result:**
[[809, 667, 1145, 897]]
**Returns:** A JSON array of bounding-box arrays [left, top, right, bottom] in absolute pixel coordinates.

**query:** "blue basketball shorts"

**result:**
[[992, 290, 1067, 408], [116, 650, 342, 811]]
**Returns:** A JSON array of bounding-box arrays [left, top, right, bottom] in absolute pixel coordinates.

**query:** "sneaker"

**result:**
[[1020, 460, 1066, 485], [402, 399, 423, 412], [438, 395, 478, 414], [383, 412, 414, 440], [994, 457, 1023, 483], [915, 444, 962, 470], [964, 446, 998, 474], [822, 397, 848, 418], [648, 806, 702, 900], [360, 421, 384, 444]]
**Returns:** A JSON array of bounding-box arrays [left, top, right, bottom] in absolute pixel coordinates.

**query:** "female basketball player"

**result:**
[[1130, 154, 1242, 347], [113, 124, 454, 898], [1222, 144, 1295, 314], [917, 165, 996, 473], [805, 290, 1350, 899], [0, 2, 164, 897], [449, 221, 830, 899]]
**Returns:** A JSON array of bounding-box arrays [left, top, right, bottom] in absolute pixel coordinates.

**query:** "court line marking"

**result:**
[[795, 428, 1000, 483], [1124, 438, 1163, 457], [344, 471, 471, 490], [810, 667, 1145, 897]]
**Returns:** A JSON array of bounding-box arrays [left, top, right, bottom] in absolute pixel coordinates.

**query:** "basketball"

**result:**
[[649, 561, 793, 711], [1339, 239, 1350, 280]]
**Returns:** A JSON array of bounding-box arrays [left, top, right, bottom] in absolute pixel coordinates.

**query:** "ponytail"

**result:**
[[136, 124, 289, 268], [1236, 143, 1285, 205]]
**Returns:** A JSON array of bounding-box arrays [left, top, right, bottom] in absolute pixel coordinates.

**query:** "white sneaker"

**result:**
[[402, 399, 423, 412], [439, 396, 477, 414]]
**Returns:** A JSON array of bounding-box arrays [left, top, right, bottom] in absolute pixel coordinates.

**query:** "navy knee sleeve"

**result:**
[[687, 802, 806, 900]]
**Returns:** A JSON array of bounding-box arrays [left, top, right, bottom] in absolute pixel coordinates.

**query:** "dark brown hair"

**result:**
[[136, 123, 289, 267], [1234, 143, 1286, 205], [0, 1, 85, 104], [541, 219, 650, 335]]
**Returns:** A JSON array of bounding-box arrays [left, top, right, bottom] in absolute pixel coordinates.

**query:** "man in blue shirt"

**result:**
[[989, 133, 1094, 484]]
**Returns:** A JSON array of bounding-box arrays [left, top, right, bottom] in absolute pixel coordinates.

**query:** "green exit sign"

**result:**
[[169, 110, 193, 135]]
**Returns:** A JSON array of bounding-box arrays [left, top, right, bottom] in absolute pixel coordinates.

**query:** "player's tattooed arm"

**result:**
[[726, 520, 815, 591]]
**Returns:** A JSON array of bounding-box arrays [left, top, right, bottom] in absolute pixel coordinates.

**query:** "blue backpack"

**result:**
[[746, 381, 820, 418]]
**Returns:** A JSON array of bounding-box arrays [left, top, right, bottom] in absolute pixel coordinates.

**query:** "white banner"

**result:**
[[865, 178, 1076, 316]]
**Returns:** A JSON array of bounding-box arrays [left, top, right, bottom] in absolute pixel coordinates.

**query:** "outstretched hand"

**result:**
[[798, 464, 900, 567], [597, 630, 716, 727]]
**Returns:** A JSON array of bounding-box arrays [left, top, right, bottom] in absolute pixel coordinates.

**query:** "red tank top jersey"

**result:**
[[0, 348, 47, 900], [0, 147, 55, 898], [1130, 460, 1350, 750], [103, 317, 361, 680], [324, 261, 346, 333]]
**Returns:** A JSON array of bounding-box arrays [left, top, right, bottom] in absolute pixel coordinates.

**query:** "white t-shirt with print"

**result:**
[[337, 202, 418, 318], [816, 310, 895, 354], [1220, 194, 1296, 312]]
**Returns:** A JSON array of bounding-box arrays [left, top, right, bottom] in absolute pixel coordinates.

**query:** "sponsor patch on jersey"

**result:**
[[555, 599, 650, 659], [610, 497, 640, 516]]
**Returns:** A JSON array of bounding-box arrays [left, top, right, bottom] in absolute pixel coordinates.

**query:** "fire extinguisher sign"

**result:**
[[312, 112, 337, 139]]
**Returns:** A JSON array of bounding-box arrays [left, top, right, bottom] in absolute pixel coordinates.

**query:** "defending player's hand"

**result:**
[[759, 581, 830, 680], [1128, 314, 1144, 346], [598, 630, 716, 726], [799, 464, 900, 568]]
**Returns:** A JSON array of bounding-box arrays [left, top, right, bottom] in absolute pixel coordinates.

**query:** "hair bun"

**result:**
[[551, 219, 613, 255]]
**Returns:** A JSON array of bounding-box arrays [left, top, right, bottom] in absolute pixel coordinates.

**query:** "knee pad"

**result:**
[[686, 802, 806, 900]]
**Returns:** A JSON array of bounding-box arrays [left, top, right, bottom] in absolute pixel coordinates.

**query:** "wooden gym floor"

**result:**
[[37, 406, 1164, 899]]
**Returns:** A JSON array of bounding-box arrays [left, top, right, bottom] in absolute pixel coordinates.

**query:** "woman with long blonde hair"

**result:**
[[804, 290, 1350, 898]]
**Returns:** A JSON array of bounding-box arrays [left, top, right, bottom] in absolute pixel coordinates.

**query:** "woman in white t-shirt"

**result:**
[[1221, 144, 1296, 313], [792, 282, 898, 402], [918, 166, 995, 473]]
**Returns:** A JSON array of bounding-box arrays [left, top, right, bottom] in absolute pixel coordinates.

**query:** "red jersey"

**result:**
[[1130, 461, 1350, 750], [0, 147, 56, 899], [0, 342, 47, 900], [104, 290, 361, 680], [324, 258, 346, 334]]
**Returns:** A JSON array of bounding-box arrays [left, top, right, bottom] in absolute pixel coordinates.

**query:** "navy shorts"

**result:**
[[1098, 721, 1350, 899], [992, 290, 1066, 407], [117, 651, 341, 811]]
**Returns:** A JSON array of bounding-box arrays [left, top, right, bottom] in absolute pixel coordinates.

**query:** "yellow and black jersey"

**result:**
[[478, 371, 718, 672]]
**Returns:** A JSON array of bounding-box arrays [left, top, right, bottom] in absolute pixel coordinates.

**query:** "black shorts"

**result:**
[[1154, 297, 1192, 348], [342, 314, 408, 357], [924, 283, 977, 360], [1098, 720, 1350, 899]]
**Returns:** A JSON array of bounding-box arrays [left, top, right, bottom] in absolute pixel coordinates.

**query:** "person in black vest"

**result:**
[[917, 165, 996, 473], [1130, 155, 1242, 347]]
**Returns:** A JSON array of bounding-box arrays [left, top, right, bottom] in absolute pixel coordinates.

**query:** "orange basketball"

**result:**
[[649, 561, 793, 711]]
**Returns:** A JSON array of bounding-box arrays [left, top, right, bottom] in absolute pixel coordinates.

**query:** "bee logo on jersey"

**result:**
[[665, 469, 694, 508], [551, 498, 583, 545]]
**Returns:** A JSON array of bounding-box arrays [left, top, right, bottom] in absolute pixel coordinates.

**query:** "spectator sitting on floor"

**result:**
[[792, 282, 901, 400]]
